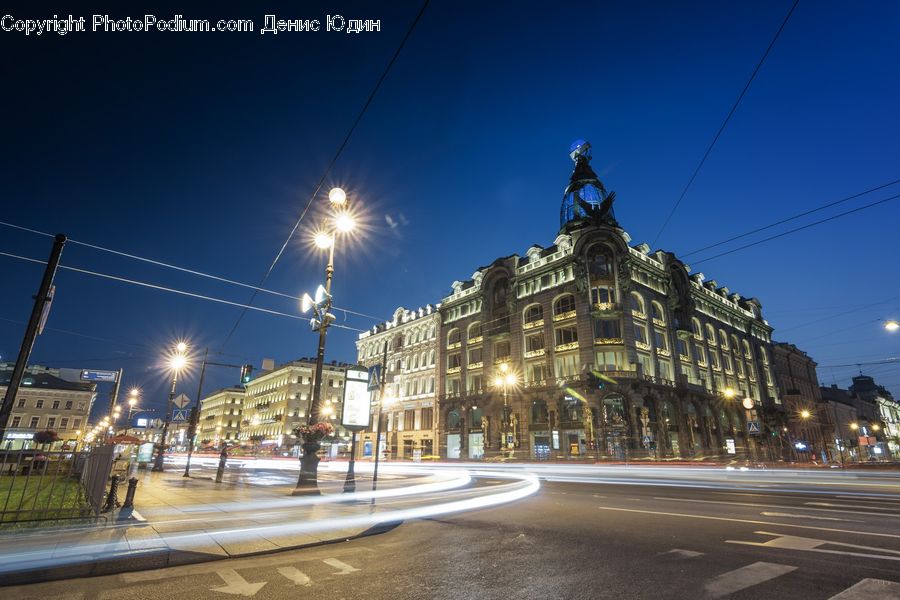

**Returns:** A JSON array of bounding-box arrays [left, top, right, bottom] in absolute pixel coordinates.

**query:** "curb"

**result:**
[[0, 521, 398, 587]]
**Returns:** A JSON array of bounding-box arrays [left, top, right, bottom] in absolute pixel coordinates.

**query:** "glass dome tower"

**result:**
[[559, 139, 616, 230]]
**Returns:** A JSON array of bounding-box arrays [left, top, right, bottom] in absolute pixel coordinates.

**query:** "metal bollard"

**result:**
[[122, 477, 138, 509], [215, 447, 228, 483], [103, 474, 121, 512]]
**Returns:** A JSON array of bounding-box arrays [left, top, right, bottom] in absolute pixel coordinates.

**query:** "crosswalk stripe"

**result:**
[[827, 578, 900, 599], [704, 562, 797, 598]]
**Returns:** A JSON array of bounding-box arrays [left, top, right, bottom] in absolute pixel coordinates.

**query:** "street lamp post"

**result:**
[[152, 342, 188, 472], [294, 188, 355, 494], [493, 363, 518, 459]]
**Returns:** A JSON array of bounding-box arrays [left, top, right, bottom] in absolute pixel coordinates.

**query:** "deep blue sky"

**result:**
[[2, 1, 899, 420]]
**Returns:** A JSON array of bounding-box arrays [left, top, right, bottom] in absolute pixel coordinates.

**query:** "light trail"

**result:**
[[0, 469, 539, 576]]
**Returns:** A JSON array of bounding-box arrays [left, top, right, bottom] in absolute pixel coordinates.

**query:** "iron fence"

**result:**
[[0, 446, 114, 524]]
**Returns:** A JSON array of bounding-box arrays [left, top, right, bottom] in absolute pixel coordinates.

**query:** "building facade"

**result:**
[[849, 375, 896, 459], [356, 305, 440, 459], [1, 370, 96, 450], [238, 359, 349, 455], [772, 343, 827, 462], [357, 141, 785, 462], [197, 387, 245, 447]]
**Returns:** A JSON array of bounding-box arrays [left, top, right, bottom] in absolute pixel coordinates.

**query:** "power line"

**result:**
[[682, 178, 900, 258], [0, 251, 367, 333], [0, 220, 382, 322], [690, 192, 900, 265], [220, 0, 430, 350], [652, 0, 800, 246]]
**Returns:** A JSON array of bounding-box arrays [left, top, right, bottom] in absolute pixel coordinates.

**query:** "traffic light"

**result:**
[[587, 370, 606, 391], [240, 364, 253, 385]]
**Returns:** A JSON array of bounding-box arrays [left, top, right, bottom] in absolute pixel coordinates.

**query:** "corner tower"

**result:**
[[559, 139, 618, 231]]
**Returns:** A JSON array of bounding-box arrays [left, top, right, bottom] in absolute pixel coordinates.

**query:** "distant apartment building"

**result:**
[[772, 343, 826, 461], [197, 387, 245, 447], [356, 305, 441, 459], [237, 358, 349, 454], [1, 369, 97, 450]]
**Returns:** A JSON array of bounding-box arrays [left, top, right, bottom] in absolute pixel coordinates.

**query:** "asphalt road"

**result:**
[[4, 469, 900, 600]]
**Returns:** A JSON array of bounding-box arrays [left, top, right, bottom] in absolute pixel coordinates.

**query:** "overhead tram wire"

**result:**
[[0, 220, 381, 323], [690, 192, 900, 266], [651, 0, 800, 246], [681, 178, 900, 258], [0, 251, 367, 333], [218, 0, 431, 351]]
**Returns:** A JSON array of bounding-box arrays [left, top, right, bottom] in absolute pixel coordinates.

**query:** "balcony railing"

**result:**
[[555, 341, 579, 353], [467, 361, 483, 370], [635, 341, 651, 351], [524, 348, 545, 358], [552, 310, 576, 322], [594, 338, 624, 346], [446, 366, 461, 375], [523, 319, 544, 331]]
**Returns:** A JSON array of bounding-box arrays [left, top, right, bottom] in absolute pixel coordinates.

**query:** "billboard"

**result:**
[[341, 366, 371, 430]]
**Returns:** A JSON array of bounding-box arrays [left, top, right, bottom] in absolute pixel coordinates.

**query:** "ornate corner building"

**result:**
[[359, 141, 787, 462]]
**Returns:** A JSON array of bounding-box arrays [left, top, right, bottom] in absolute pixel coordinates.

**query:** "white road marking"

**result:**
[[277, 566, 311, 586], [805, 502, 900, 513], [660, 548, 704, 559], [323, 558, 359, 575], [211, 569, 267, 597], [595, 506, 900, 539], [704, 562, 797, 598], [656, 496, 897, 518], [828, 578, 900, 599], [727, 531, 900, 562], [760, 511, 861, 522]]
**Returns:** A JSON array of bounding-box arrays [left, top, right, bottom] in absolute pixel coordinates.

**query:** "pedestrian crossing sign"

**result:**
[[747, 420, 761, 434], [367, 365, 382, 391], [172, 409, 188, 422]]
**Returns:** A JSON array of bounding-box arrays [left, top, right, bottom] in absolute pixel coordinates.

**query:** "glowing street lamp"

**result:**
[[152, 341, 189, 472], [884, 320, 899, 332], [850, 422, 859, 431], [800, 409, 811, 419], [495, 362, 519, 457]]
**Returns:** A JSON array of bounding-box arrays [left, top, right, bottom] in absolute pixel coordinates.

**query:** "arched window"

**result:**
[[651, 301, 665, 323], [554, 294, 576, 316], [586, 244, 614, 280], [705, 324, 716, 345], [413, 354, 419, 369], [524, 304, 543, 324], [691, 318, 702, 338], [468, 321, 482, 339], [630, 293, 646, 316], [429, 350, 435, 366], [719, 330, 729, 350], [421, 351, 427, 368], [393, 334, 404, 350], [730, 334, 740, 353], [428, 325, 435, 339], [447, 328, 461, 347], [742, 339, 752, 359], [492, 278, 509, 312], [448, 409, 461, 429]]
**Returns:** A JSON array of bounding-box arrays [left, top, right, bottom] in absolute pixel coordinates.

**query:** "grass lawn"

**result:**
[[0, 469, 92, 523]]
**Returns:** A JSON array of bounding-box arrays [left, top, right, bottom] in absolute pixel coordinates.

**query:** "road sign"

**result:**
[[152, 418, 163, 429], [367, 365, 382, 391], [747, 420, 761, 435], [641, 435, 651, 445], [80, 369, 119, 382], [172, 410, 188, 422], [173, 393, 191, 409]]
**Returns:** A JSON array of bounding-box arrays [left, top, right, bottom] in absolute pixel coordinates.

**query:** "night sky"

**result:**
[[2, 1, 899, 421]]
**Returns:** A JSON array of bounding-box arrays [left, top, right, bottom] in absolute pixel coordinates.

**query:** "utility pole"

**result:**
[[0, 234, 66, 443], [184, 348, 208, 477], [371, 343, 390, 498]]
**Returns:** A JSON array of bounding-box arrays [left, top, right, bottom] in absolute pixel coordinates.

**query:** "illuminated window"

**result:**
[[593, 318, 621, 339], [524, 304, 543, 324], [651, 302, 665, 324], [555, 326, 578, 346], [586, 244, 614, 280], [630, 292, 646, 316], [554, 294, 576, 316], [447, 328, 461, 347]]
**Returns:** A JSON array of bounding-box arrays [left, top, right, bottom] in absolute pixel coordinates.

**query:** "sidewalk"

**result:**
[[0, 467, 408, 586]]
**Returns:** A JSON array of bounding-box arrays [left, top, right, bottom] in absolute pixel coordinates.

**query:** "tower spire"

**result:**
[[559, 140, 617, 230]]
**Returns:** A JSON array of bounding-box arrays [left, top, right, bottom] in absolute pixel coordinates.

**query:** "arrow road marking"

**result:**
[[660, 548, 704, 559], [277, 566, 311, 586], [704, 562, 797, 598], [211, 569, 267, 597], [323, 558, 359, 575], [727, 531, 900, 562]]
